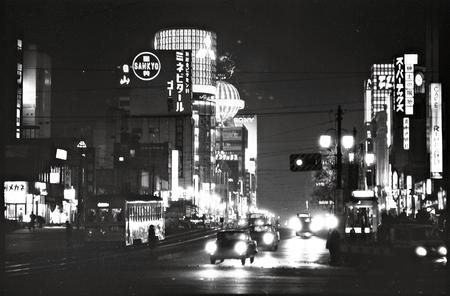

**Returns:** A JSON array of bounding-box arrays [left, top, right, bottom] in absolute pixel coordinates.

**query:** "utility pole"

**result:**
[[335, 105, 345, 236], [336, 106, 343, 190]]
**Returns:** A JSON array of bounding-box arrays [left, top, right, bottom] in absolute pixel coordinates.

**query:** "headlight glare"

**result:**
[[438, 246, 447, 256], [326, 215, 338, 229], [205, 241, 217, 254], [310, 217, 324, 232], [262, 233, 274, 245], [234, 241, 247, 255], [415, 246, 427, 257], [289, 217, 302, 231]]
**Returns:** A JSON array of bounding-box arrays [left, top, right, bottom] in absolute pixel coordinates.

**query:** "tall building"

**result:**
[[22, 45, 52, 139], [154, 28, 218, 212]]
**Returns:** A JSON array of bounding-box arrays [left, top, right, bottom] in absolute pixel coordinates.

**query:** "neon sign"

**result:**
[[132, 52, 161, 81], [430, 83, 442, 179]]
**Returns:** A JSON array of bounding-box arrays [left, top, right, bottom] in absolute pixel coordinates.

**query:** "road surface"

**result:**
[[4, 230, 448, 295]]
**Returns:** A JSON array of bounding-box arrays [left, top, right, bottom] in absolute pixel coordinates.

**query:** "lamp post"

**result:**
[[318, 106, 355, 235], [76, 140, 87, 229]]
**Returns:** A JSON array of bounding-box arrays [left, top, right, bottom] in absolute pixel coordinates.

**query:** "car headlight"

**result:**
[[415, 246, 427, 257], [289, 217, 302, 231], [262, 233, 274, 245], [234, 241, 248, 255], [205, 241, 217, 254], [325, 215, 338, 229], [310, 217, 324, 232], [438, 246, 447, 256]]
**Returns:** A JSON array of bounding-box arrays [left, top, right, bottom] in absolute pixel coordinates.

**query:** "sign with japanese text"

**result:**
[[4, 181, 28, 204], [166, 51, 191, 113], [403, 117, 410, 150], [394, 57, 405, 113], [404, 54, 417, 115], [373, 75, 394, 90], [430, 83, 442, 179], [119, 50, 192, 115]]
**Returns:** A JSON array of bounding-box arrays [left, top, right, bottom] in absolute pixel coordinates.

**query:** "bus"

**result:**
[[84, 194, 165, 246]]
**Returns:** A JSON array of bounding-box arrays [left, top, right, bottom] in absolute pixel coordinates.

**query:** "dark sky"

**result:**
[[7, 0, 428, 218]]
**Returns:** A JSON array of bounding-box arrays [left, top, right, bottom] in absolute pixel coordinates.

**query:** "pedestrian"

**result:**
[[148, 225, 157, 257], [29, 212, 36, 230], [65, 221, 73, 247], [326, 229, 341, 265]]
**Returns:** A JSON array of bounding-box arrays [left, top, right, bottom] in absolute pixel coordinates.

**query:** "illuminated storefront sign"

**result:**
[[394, 57, 405, 113], [403, 117, 410, 150], [430, 83, 442, 179], [4, 181, 28, 204], [404, 54, 417, 115]]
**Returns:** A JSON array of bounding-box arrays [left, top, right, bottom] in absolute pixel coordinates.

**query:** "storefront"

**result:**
[[4, 181, 47, 222]]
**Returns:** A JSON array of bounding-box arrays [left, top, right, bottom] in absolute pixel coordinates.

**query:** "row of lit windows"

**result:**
[[128, 204, 163, 221], [157, 37, 217, 47], [371, 64, 394, 76]]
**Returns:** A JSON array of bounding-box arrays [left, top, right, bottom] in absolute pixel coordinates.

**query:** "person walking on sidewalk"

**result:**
[[326, 228, 341, 265], [65, 221, 73, 247], [148, 225, 157, 257], [29, 212, 36, 230]]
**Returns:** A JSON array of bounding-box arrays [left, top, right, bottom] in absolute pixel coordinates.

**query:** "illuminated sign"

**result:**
[[403, 117, 410, 150], [132, 52, 161, 81], [430, 83, 442, 179], [404, 54, 417, 115], [216, 151, 239, 161], [374, 75, 394, 90], [4, 181, 28, 204], [120, 50, 192, 115], [167, 51, 192, 113], [394, 57, 405, 113]]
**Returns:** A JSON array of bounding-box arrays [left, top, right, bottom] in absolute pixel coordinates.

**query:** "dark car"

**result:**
[[386, 224, 447, 262], [205, 230, 258, 265], [249, 224, 280, 251]]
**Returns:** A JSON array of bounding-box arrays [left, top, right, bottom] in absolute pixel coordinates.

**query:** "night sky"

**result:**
[[7, 0, 427, 219]]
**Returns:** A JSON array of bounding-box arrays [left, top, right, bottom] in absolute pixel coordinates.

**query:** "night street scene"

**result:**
[[1, 0, 450, 295]]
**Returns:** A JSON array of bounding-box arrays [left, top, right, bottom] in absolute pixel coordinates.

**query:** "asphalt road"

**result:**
[[4, 230, 449, 296]]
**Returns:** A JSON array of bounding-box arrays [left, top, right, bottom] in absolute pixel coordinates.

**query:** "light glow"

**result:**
[[262, 233, 275, 245], [205, 241, 217, 255], [438, 246, 447, 256], [415, 246, 427, 257], [319, 135, 332, 148], [234, 241, 247, 255], [289, 217, 302, 231], [365, 153, 375, 166], [342, 135, 354, 149]]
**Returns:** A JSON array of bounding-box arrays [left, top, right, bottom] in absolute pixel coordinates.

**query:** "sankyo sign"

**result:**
[[132, 52, 161, 81]]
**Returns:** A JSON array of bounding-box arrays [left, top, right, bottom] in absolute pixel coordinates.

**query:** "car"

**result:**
[[249, 224, 280, 251], [205, 229, 258, 265], [381, 223, 447, 262], [294, 214, 314, 238]]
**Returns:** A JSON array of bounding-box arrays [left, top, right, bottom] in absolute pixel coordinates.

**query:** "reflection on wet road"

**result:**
[[159, 233, 330, 269]]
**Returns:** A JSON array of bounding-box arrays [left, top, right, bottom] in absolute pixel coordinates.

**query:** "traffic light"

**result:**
[[289, 153, 322, 171]]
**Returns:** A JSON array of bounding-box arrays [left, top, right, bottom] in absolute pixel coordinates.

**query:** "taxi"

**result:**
[[249, 224, 280, 251], [205, 229, 258, 265]]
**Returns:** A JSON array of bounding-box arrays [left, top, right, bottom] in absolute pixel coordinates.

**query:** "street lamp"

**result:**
[[318, 106, 356, 235]]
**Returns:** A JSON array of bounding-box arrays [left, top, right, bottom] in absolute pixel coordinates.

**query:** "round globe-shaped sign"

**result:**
[[132, 52, 161, 81]]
